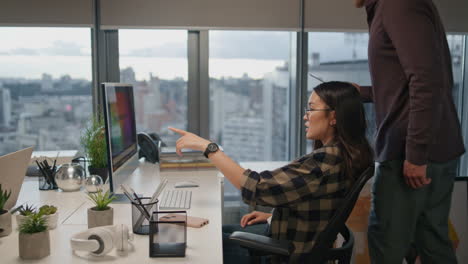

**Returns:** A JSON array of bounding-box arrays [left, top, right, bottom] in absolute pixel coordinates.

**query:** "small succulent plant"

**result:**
[[19, 204, 37, 216], [38, 205, 57, 215], [87, 190, 115, 211], [0, 184, 12, 213], [18, 213, 48, 234]]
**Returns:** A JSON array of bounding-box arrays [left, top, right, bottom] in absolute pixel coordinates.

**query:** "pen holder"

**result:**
[[38, 169, 58, 191], [149, 211, 187, 258], [131, 197, 158, 235]]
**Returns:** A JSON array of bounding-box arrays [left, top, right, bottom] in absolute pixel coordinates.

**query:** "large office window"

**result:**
[[307, 32, 373, 153], [209, 30, 292, 225], [0, 27, 92, 156], [209, 31, 292, 162], [119, 30, 188, 147], [307, 33, 467, 179]]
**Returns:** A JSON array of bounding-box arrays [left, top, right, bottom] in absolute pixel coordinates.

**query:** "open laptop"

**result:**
[[0, 147, 33, 210]]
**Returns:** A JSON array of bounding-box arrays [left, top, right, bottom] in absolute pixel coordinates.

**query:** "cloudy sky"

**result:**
[[0, 27, 371, 80], [0, 27, 369, 59]]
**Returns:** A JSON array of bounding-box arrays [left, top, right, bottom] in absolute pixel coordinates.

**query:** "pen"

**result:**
[[52, 152, 59, 172], [36, 160, 50, 185], [133, 194, 151, 219]]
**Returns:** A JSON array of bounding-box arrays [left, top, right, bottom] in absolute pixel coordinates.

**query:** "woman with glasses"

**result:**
[[169, 81, 373, 263]]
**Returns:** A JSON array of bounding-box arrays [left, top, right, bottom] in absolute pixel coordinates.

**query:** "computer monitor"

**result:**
[[102, 83, 139, 201]]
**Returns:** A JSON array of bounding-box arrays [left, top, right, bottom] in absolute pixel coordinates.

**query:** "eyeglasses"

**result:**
[[304, 107, 332, 114]]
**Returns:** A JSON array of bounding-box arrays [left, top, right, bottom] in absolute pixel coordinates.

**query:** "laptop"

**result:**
[[0, 147, 34, 210]]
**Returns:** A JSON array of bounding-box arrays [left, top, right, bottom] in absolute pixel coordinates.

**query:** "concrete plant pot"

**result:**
[[19, 231, 51, 259], [0, 210, 12, 237], [87, 207, 113, 228]]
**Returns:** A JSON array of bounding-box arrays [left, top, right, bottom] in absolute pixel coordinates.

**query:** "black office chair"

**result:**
[[229, 166, 375, 264]]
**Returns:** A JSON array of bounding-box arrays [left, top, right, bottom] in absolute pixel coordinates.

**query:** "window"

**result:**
[[209, 31, 292, 162], [307, 33, 467, 180], [0, 27, 92, 156], [447, 35, 465, 114], [119, 30, 188, 147], [307, 32, 374, 153], [447, 34, 467, 178]]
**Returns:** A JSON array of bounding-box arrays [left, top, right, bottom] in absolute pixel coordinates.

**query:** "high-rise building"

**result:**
[[262, 64, 289, 161], [222, 116, 265, 161], [121, 67, 137, 84], [58, 75, 72, 91], [0, 87, 12, 127], [41, 73, 53, 91]]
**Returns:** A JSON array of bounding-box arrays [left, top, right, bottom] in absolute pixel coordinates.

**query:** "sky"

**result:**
[[1, 27, 461, 81]]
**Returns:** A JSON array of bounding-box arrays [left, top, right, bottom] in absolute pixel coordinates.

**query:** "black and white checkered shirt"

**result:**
[[241, 143, 350, 263]]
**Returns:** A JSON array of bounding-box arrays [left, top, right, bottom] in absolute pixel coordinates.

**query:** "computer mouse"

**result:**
[[174, 181, 199, 188]]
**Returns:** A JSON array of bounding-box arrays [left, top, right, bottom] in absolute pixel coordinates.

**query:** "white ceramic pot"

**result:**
[[16, 214, 27, 228], [16, 212, 59, 230], [19, 230, 50, 259], [0, 210, 12, 237], [87, 207, 113, 228], [44, 212, 59, 230]]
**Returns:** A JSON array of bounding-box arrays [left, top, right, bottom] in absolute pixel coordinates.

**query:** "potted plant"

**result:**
[[87, 190, 116, 228], [15, 204, 36, 228], [39, 205, 58, 230], [0, 184, 12, 237], [81, 116, 108, 182], [18, 212, 50, 259], [17, 204, 59, 230]]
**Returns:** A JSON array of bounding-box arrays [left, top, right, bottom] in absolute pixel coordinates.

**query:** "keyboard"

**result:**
[[159, 189, 192, 210]]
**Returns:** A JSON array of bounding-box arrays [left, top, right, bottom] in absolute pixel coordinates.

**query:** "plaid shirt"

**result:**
[[240, 143, 350, 263]]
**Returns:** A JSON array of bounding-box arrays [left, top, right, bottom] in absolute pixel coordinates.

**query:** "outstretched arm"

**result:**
[[168, 127, 245, 189]]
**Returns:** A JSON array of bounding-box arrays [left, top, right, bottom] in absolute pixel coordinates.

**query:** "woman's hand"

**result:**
[[240, 211, 272, 228], [168, 127, 211, 156]]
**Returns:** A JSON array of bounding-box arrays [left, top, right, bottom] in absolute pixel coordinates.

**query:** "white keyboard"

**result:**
[[159, 189, 192, 210]]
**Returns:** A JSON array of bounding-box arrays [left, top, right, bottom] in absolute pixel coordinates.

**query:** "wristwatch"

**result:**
[[203, 143, 219, 158]]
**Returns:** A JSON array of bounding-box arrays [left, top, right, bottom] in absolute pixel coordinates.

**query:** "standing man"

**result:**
[[353, 0, 465, 263]]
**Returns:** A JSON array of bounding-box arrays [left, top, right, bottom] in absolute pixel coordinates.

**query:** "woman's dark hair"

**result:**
[[313, 81, 373, 178]]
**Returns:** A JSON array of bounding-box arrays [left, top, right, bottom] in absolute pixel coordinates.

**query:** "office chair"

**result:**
[[229, 166, 375, 264]]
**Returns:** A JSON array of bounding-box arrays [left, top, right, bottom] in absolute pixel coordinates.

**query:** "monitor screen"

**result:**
[[102, 83, 139, 194], [105, 85, 137, 171]]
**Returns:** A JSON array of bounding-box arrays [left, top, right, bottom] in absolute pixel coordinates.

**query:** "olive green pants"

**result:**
[[368, 160, 458, 264]]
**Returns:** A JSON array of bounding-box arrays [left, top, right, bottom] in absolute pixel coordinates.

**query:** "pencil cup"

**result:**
[[38, 174, 58, 191], [131, 197, 158, 235]]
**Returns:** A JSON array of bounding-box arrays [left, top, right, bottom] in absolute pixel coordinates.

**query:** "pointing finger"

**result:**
[[169, 127, 187, 136]]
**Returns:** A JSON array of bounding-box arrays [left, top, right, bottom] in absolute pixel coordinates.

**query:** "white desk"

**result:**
[[0, 161, 224, 263]]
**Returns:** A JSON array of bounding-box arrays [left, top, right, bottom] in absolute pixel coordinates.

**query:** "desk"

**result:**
[[0, 161, 224, 263]]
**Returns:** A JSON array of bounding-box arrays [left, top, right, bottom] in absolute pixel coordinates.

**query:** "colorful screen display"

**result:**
[[105, 84, 137, 171]]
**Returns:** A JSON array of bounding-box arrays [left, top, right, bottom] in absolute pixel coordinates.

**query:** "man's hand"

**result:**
[[168, 127, 211, 157], [240, 211, 272, 228], [403, 160, 431, 189]]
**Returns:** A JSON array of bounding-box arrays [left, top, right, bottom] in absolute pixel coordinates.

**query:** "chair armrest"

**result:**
[[320, 226, 355, 260], [229, 231, 294, 256]]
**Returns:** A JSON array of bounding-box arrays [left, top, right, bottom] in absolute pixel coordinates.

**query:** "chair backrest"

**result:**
[[309, 166, 374, 256]]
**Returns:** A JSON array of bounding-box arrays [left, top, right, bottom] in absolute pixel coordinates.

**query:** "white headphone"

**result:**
[[70, 224, 134, 256]]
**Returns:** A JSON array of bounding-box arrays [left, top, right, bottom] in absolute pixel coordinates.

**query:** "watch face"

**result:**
[[208, 143, 218, 152]]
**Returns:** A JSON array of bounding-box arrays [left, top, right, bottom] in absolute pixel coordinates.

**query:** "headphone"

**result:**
[[70, 224, 133, 256]]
